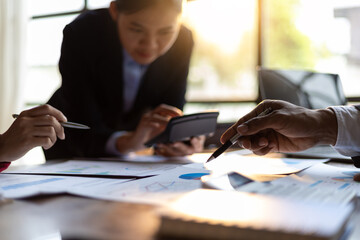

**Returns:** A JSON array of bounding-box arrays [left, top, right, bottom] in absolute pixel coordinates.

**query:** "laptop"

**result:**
[[258, 67, 350, 160]]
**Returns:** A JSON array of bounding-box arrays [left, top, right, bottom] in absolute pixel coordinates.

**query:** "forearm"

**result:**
[[115, 132, 145, 155], [0, 130, 11, 167], [0, 134, 13, 165]]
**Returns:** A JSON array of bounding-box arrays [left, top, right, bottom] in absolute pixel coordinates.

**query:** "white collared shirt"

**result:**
[[330, 105, 360, 157]]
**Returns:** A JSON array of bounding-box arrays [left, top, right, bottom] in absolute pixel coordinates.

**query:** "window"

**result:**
[[25, 0, 112, 105], [262, 0, 360, 100], [26, 14, 77, 104], [183, 0, 258, 102], [25, 0, 360, 109]]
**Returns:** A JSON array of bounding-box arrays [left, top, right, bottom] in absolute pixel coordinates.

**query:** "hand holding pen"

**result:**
[[1, 105, 76, 162], [12, 115, 90, 130], [216, 99, 337, 158], [206, 107, 272, 162]]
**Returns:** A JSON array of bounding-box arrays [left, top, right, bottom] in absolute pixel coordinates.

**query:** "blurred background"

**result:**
[[1, 0, 360, 164]]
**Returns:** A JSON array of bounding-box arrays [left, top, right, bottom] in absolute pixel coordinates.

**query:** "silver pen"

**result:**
[[206, 107, 272, 163], [12, 114, 90, 130]]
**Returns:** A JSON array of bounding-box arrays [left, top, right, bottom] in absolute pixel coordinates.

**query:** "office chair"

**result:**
[[257, 67, 351, 160], [258, 67, 347, 109]]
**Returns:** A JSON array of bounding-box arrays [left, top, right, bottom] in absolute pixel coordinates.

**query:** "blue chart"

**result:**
[[55, 165, 102, 174], [282, 160, 300, 165], [331, 171, 360, 182], [342, 171, 360, 177], [2, 178, 64, 190], [179, 173, 209, 180]]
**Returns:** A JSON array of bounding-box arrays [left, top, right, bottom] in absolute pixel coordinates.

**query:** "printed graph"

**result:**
[[179, 173, 209, 180], [2, 178, 64, 190]]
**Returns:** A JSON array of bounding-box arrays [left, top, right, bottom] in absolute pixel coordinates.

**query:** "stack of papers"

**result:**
[[157, 189, 354, 240], [0, 155, 347, 205], [5, 160, 182, 177]]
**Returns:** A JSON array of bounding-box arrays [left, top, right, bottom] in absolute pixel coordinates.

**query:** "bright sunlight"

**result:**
[[183, 0, 256, 54]]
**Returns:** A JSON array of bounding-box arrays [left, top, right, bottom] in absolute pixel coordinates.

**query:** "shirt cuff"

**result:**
[[330, 105, 360, 157], [105, 131, 128, 157], [0, 162, 11, 173]]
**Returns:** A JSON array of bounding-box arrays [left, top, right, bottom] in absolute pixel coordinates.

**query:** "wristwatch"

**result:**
[[352, 105, 360, 168]]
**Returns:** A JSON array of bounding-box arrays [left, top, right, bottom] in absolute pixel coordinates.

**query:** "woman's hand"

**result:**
[[0, 105, 67, 162], [154, 135, 206, 157], [116, 104, 182, 154]]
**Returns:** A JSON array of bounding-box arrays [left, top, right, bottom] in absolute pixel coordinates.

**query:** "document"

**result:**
[[5, 160, 182, 177], [0, 174, 132, 199], [101, 153, 192, 163], [271, 163, 360, 194], [157, 189, 353, 240], [69, 166, 211, 205], [1, 165, 210, 205], [205, 154, 327, 175]]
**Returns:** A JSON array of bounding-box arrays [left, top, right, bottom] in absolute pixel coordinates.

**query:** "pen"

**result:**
[[12, 114, 90, 130], [206, 107, 272, 163]]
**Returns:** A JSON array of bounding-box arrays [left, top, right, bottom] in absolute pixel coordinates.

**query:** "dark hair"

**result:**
[[115, 0, 182, 14]]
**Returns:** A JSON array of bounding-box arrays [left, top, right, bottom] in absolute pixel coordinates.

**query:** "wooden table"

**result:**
[[1, 159, 360, 240], [0, 195, 160, 240]]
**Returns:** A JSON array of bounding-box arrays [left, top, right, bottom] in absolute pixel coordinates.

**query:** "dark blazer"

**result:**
[[45, 9, 194, 159]]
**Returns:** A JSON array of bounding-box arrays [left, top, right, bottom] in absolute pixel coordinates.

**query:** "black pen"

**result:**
[[12, 114, 90, 130], [206, 107, 272, 163]]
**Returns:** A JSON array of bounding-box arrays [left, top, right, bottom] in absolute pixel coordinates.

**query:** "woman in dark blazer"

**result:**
[[45, 0, 204, 159]]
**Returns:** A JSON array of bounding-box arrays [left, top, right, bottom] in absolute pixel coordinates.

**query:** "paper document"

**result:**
[[71, 166, 210, 205], [272, 163, 360, 195], [205, 154, 327, 175], [237, 178, 355, 205], [0, 174, 132, 199], [5, 160, 181, 177], [101, 153, 192, 163], [157, 189, 353, 240]]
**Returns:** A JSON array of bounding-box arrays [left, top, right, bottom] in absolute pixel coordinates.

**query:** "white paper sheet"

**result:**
[[69, 166, 211, 205], [100, 153, 192, 163], [0, 174, 132, 198], [272, 163, 360, 194], [205, 154, 327, 175], [5, 160, 181, 177]]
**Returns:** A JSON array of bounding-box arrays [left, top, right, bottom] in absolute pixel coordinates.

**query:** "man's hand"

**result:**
[[220, 100, 338, 155]]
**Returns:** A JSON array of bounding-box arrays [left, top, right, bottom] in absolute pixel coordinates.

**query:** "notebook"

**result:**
[[157, 189, 354, 240]]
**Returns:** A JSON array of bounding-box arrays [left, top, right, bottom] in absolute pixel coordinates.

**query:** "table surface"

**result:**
[[1, 158, 360, 240]]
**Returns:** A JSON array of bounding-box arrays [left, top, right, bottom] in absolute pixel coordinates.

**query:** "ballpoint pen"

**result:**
[[206, 107, 272, 163], [12, 114, 90, 130]]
